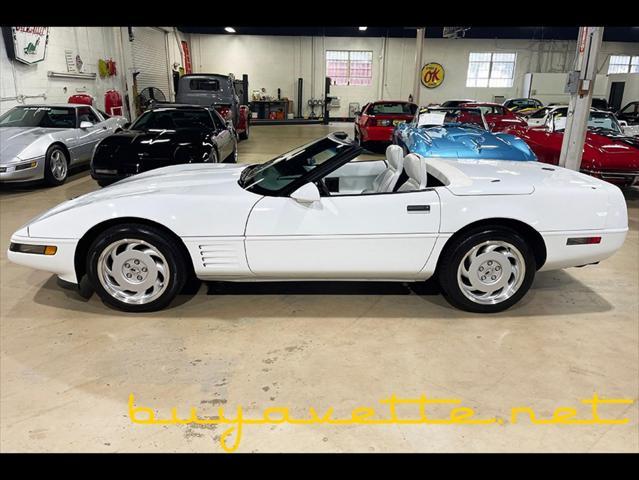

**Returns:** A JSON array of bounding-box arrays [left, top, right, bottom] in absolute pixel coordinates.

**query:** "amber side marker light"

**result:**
[[9, 243, 57, 255], [567, 237, 602, 245]]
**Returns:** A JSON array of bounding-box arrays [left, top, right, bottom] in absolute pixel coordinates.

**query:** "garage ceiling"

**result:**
[[178, 27, 639, 42]]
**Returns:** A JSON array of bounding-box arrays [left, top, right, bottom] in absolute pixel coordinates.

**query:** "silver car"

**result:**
[[0, 104, 128, 186]]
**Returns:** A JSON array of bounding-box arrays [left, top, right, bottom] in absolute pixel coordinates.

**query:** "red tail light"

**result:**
[[567, 237, 602, 245], [216, 106, 233, 120]]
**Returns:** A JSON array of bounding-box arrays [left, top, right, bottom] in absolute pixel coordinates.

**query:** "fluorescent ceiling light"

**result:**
[[358, 26, 367, 31], [224, 27, 236, 33]]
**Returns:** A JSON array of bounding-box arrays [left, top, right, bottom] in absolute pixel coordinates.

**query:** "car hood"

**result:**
[[400, 125, 536, 161], [583, 132, 639, 171], [32, 163, 249, 222], [0, 127, 65, 161], [92, 128, 215, 171]]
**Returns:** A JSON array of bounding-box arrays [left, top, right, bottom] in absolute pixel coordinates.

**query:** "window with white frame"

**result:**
[[466, 52, 516, 88], [326, 50, 373, 86], [607, 55, 639, 74]]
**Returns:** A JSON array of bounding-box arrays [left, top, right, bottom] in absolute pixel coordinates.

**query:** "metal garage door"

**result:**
[[131, 27, 171, 100]]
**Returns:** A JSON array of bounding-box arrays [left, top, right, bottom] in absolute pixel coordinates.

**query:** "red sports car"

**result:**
[[460, 102, 528, 132], [354, 101, 417, 149], [504, 107, 639, 187]]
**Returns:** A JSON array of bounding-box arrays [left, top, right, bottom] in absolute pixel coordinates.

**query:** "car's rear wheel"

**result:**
[[43, 145, 69, 186], [86, 224, 188, 312], [437, 227, 536, 313]]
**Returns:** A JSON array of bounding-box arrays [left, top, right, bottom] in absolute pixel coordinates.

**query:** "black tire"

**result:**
[[210, 148, 219, 163], [43, 145, 69, 186], [437, 227, 536, 313], [239, 120, 249, 140], [86, 223, 189, 312]]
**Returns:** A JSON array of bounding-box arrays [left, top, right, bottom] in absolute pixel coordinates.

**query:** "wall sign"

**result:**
[[2, 27, 50, 65], [420, 62, 445, 89]]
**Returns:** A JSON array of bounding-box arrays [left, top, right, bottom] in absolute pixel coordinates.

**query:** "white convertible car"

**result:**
[[8, 133, 628, 313]]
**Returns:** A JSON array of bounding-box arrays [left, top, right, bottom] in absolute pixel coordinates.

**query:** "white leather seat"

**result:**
[[398, 154, 428, 192], [365, 145, 404, 193]]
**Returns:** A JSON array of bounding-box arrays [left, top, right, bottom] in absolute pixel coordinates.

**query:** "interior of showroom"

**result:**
[[0, 25, 638, 454]]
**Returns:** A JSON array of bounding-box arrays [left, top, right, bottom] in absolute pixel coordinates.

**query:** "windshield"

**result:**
[[240, 137, 351, 195], [415, 107, 486, 130], [0, 106, 76, 128], [130, 108, 214, 130], [507, 99, 541, 110], [551, 109, 622, 134], [367, 102, 417, 115], [530, 107, 552, 119]]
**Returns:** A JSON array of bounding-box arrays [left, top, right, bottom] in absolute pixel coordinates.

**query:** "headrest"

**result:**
[[403, 154, 427, 189], [385, 144, 404, 170]]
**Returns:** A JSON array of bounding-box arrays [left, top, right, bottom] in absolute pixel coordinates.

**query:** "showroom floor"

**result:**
[[0, 124, 637, 453]]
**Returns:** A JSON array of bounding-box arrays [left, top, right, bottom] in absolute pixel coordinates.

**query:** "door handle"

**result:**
[[407, 205, 430, 213]]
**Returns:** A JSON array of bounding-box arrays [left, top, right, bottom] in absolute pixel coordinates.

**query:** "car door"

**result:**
[[211, 109, 233, 160], [75, 106, 106, 162], [244, 185, 441, 278]]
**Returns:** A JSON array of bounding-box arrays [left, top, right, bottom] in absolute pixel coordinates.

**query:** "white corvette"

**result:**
[[8, 133, 628, 313]]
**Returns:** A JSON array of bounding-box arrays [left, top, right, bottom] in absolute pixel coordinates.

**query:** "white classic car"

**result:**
[[8, 133, 628, 313]]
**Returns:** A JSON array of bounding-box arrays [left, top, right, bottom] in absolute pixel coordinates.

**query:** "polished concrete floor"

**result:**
[[1, 124, 637, 453]]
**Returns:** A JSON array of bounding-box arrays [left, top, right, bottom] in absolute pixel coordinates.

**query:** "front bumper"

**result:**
[[581, 169, 639, 187], [7, 234, 79, 283], [0, 156, 45, 183], [90, 169, 133, 185]]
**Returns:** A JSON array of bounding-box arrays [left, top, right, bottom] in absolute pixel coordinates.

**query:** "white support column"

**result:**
[[559, 26, 604, 171], [412, 28, 425, 105], [118, 27, 138, 121]]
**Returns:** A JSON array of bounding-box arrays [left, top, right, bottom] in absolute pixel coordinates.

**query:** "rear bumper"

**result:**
[[0, 156, 46, 183], [361, 126, 395, 142], [539, 228, 628, 271], [7, 234, 79, 283]]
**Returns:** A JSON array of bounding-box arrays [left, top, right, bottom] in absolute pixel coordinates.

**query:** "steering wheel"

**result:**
[[316, 179, 331, 196]]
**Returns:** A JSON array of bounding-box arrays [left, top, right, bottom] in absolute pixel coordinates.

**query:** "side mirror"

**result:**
[[354, 111, 361, 116], [80, 121, 94, 129], [290, 182, 320, 203], [123, 122, 131, 129], [618, 120, 628, 127]]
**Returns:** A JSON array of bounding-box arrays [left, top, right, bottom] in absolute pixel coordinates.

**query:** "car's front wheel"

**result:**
[[86, 224, 188, 312], [437, 227, 536, 313], [43, 145, 69, 186]]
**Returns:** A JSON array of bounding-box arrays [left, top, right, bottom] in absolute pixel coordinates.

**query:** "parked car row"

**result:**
[[355, 98, 639, 188], [0, 73, 250, 188]]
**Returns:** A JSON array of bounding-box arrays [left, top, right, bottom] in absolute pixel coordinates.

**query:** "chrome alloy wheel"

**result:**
[[456, 240, 526, 305], [96, 238, 170, 305], [50, 150, 67, 181]]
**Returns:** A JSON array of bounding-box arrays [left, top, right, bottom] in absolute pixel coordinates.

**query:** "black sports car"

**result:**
[[90, 104, 237, 187]]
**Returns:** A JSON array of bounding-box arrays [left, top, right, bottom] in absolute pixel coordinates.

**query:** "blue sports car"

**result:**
[[393, 107, 537, 161]]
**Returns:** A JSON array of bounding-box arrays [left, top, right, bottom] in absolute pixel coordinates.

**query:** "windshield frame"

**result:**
[[129, 107, 215, 131], [412, 106, 489, 131], [549, 108, 623, 134], [0, 105, 78, 129], [239, 133, 362, 197]]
